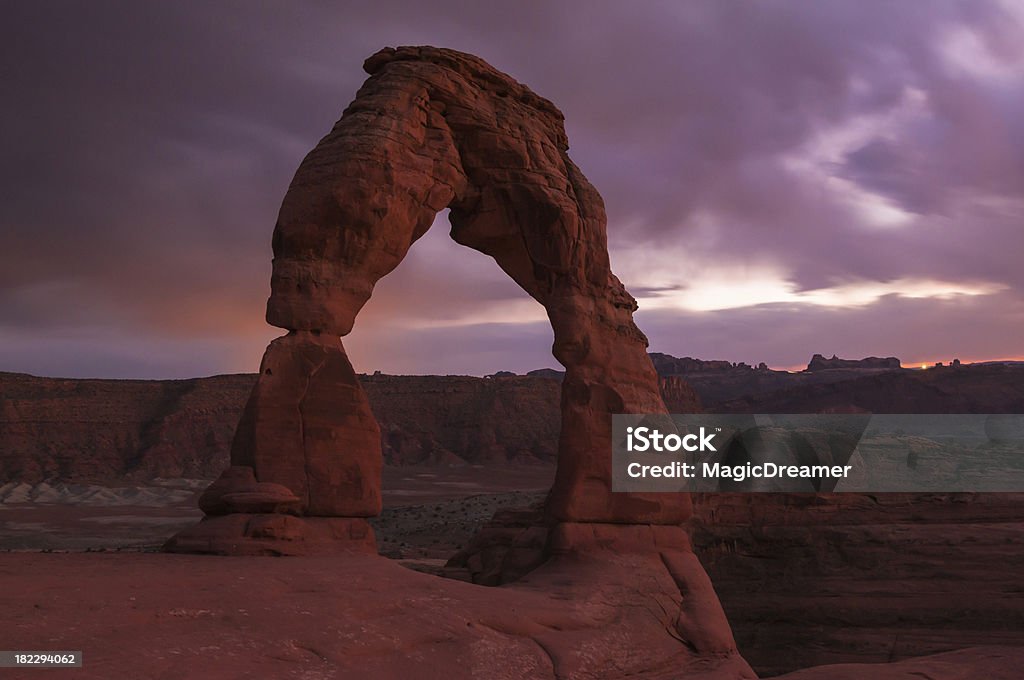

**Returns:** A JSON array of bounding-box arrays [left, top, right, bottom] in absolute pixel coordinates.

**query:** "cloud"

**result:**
[[0, 1, 1022, 377], [635, 289, 1024, 371]]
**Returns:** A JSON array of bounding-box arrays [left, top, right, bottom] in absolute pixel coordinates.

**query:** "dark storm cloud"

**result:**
[[1, 1, 1022, 377]]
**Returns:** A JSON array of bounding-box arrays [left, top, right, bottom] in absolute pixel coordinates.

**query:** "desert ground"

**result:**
[[0, 466, 554, 559], [3, 465, 1023, 678]]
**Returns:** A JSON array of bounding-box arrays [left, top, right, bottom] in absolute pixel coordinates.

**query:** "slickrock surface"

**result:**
[[1, 550, 1020, 679], [5, 475, 1021, 675], [0, 544, 754, 680], [448, 490, 1024, 674]]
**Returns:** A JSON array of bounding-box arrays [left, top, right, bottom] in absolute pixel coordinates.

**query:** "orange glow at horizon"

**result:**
[[772, 355, 1024, 373]]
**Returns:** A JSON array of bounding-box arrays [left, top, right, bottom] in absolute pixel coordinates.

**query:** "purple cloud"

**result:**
[[1, 1, 1022, 377]]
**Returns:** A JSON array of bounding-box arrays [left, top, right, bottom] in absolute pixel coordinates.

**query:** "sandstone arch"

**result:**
[[167, 45, 692, 555], [163, 46, 751, 676]]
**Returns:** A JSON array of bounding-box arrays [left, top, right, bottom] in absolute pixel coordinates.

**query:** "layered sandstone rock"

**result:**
[[161, 46, 750, 673], [0, 371, 253, 483], [659, 375, 704, 413], [649, 353, 739, 374], [0, 368, 701, 481], [222, 331, 382, 518], [691, 492, 1024, 675], [716, 362, 1024, 413], [806, 354, 902, 371], [260, 45, 685, 525], [169, 45, 690, 558], [5, 363, 1021, 485], [364, 373, 561, 465]]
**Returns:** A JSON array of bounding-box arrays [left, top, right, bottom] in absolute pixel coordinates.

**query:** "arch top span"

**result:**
[[168, 46, 691, 557], [266, 45, 599, 339]]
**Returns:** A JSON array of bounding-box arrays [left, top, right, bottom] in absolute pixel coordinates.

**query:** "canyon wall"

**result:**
[[0, 372, 560, 483], [4, 363, 1020, 484]]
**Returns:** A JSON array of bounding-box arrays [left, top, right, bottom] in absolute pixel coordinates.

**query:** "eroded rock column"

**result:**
[[165, 332, 381, 554], [225, 331, 381, 518]]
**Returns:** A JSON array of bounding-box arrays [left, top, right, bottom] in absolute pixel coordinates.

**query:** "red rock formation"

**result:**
[[163, 47, 748, 671], [649, 353, 738, 374], [270, 46, 683, 525], [659, 375, 704, 413], [226, 331, 382, 518], [806, 353, 902, 371], [0, 371, 253, 483], [2, 550, 760, 678], [716, 363, 1024, 414], [169, 45, 690, 558], [364, 373, 561, 465], [691, 492, 1024, 675], [6, 363, 1021, 482], [0, 369, 688, 481], [0, 370, 567, 480]]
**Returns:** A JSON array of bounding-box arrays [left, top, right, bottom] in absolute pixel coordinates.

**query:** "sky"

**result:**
[[1, 0, 1023, 378]]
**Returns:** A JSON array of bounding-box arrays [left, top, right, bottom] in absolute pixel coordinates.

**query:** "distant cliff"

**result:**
[[0, 372, 561, 483], [362, 374, 560, 466], [716, 362, 1024, 413], [806, 353, 901, 371], [691, 491, 1024, 675], [4, 357, 1021, 484], [0, 372, 252, 483], [648, 353, 742, 374], [0, 369, 702, 483]]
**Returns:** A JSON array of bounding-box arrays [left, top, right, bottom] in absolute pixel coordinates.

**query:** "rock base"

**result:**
[[525, 521, 742, 660], [163, 514, 376, 556]]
